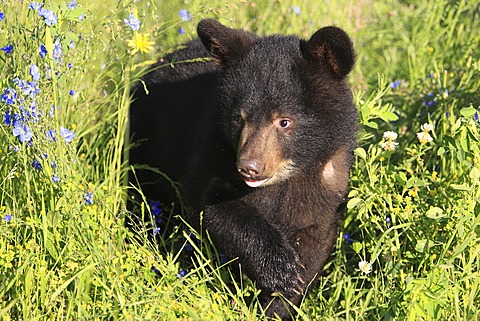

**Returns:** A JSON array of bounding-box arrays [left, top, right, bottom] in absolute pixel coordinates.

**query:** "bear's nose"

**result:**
[[237, 159, 264, 179]]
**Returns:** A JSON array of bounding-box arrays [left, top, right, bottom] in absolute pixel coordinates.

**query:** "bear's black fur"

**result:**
[[129, 19, 357, 320]]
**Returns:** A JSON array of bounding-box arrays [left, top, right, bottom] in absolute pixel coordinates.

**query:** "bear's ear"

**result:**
[[197, 19, 256, 66], [302, 26, 355, 78]]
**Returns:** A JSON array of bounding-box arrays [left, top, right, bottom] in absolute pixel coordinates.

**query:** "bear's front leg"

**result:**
[[202, 200, 305, 301]]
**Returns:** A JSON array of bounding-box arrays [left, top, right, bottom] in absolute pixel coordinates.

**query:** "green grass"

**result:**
[[0, 0, 479, 320]]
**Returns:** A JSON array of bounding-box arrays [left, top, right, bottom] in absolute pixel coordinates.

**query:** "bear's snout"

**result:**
[[237, 159, 265, 179]]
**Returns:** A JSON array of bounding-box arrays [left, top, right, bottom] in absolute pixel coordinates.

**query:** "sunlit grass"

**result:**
[[0, 0, 479, 320]]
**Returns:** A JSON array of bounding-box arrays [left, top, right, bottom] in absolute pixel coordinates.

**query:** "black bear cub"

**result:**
[[130, 19, 357, 320]]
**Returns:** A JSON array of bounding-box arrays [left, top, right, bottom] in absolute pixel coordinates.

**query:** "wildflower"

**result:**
[[30, 64, 41, 82], [69, 90, 75, 96], [124, 13, 140, 31], [60, 126, 76, 143], [178, 27, 185, 35], [292, 6, 300, 16], [149, 200, 162, 216], [66, 0, 77, 9], [1, 88, 17, 105], [3, 214, 13, 223], [423, 93, 436, 107], [52, 175, 60, 183], [417, 123, 434, 144], [380, 131, 399, 151], [390, 80, 401, 89], [67, 62, 73, 69], [179, 9, 191, 21], [358, 260, 371, 275], [39, 44, 47, 58], [38, 8, 58, 26], [31, 159, 42, 170], [177, 269, 188, 278], [0, 44, 13, 54], [343, 233, 354, 244], [153, 227, 161, 236], [52, 38, 62, 62], [126, 32, 154, 55], [29, 2, 43, 11], [386, 215, 392, 223], [0, 12, 4, 22], [152, 266, 161, 275], [13, 124, 33, 143], [84, 192, 93, 205]]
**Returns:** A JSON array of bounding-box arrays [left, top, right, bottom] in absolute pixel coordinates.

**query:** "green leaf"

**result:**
[[460, 106, 478, 118], [415, 239, 427, 253], [437, 146, 446, 156], [379, 111, 399, 122], [354, 147, 367, 160], [364, 121, 379, 129], [396, 172, 407, 185], [426, 207, 445, 219], [451, 184, 470, 191], [347, 197, 362, 209], [351, 242, 363, 254]]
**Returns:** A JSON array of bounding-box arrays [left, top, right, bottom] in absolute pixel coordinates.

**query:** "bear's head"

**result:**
[[198, 19, 357, 188]]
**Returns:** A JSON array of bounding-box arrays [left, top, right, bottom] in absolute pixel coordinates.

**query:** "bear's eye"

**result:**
[[279, 119, 290, 128]]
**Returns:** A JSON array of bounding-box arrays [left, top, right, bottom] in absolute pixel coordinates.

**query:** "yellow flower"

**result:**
[[127, 32, 154, 55]]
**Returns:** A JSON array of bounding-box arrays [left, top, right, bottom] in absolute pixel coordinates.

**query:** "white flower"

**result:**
[[383, 131, 398, 141], [358, 260, 372, 275], [381, 140, 399, 151], [421, 123, 434, 132], [417, 131, 433, 144], [381, 131, 399, 151]]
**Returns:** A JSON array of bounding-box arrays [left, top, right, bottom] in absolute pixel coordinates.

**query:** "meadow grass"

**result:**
[[0, 0, 479, 320]]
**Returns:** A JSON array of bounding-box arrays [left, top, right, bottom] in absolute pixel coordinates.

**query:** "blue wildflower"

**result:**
[[177, 269, 188, 278], [60, 126, 76, 143], [292, 6, 300, 16], [84, 192, 93, 205], [3, 214, 13, 223], [13, 124, 33, 143], [30, 64, 40, 82], [67, 62, 73, 69], [179, 9, 191, 21], [49, 104, 57, 117], [29, 2, 43, 11], [423, 93, 436, 107], [52, 175, 60, 183], [1, 88, 17, 105], [31, 159, 42, 170], [39, 44, 47, 58], [474, 111, 479, 123], [152, 266, 161, 275], [78, 13, 85, 21], [38, 8, 58, 26], [0, 44, 13, 54], [124, 13, 140, 31], [0, 12, 5, 22], [178, 27, 185, 35], [66, 0, 77, 9], [46, 129, 56, 142], [21, 81, 40, 99], [343, 233, 354, 244], [390, 80, 401, 89], [52, 38, 62, 62], [69, 90, 75, 96], [386, 215, 392, 223], [153, 227, 161, 236], [149, 200, 162, 216]]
